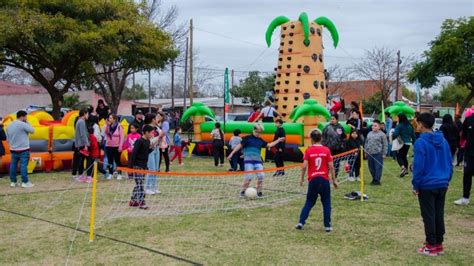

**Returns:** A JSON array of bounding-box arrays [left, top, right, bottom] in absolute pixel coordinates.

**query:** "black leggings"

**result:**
[[72, 147, 86, 176], [159, 147, 170, 172], [331, 149, 344, 178], [106, 147, 121, 174], [212, 140, 224, 166], [463, 155, 474, 199], [397, 144, 410, 169]]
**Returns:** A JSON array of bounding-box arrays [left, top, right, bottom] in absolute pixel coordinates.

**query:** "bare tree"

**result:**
[[327, 64, 353, 97], [0, 67, 32, 85], [93, 0, 184, 113], [352, 47, 413, 105]]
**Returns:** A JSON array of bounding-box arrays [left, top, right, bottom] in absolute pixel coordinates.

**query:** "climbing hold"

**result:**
[[295, 89, 300, 93], [285, 73, 290, 77], [294, 97, 299, 100], [284, 89, 289, 93], [303, 65, 310, 73], [296, 80, 300, 85], [313, 80, 319, 89], [285, 80, 289, 84], [288, 48, 293, 52], [312, 53, 318, 62], [317, 28, 321, 36], [289, 40, 293, 45], [320, 81, 325, 89], [319, 54, 323, 62], [310, 27, 315, 34], [303, 92, 310, 99], [287, 56, 291, 60]]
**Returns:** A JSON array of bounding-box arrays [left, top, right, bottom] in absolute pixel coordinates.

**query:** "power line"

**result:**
[[194, 27, 265, 48]]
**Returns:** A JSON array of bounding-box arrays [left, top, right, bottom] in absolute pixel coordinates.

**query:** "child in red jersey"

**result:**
[[80, 127, 100, 183], [296, 128, 338, 232]]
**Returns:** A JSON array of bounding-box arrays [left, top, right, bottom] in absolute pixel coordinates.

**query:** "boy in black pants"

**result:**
[[128, 125, 154, 209], [412, 113, 453, 256], [273, 119, 286, 176]]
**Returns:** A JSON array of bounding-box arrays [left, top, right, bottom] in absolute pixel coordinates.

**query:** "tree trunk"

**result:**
[[50, 90, 65, 120], [193, 116, 204, 141], [461, 89, 474, 112]]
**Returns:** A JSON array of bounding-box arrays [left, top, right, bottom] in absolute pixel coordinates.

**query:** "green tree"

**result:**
[[402, 86, 416, 102], [231, 72, 274, 105], [437, 82, 474, 107], [362, 92, 389, 115], [62, 93, 88, 110], [122, 84, 147, 100], [0, 1, 177, 119], [408, 17, 473, 111]]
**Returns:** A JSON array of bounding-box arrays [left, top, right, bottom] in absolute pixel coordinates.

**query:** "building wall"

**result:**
[[0, 90, 134, 117]]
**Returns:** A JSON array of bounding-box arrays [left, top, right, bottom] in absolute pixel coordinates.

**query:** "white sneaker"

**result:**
[[10, 182, 16, 188], [105, 174, 112, 180], [348, 176, 355, 182], [145, 189, 156, 195], [154, 190, 161, 194], [454, 198, 469, 205], [21, 182, 34, 188], [324, 227, 333, 232], [116, 174, 122, 180]]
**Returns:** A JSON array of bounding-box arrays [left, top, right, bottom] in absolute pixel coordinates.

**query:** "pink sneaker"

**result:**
[[435, 244, 444, 255], [417, 243, 440, 256]]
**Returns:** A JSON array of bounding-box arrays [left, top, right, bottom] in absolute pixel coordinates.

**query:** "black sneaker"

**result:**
[[240, 191, 245, 198], [257, 192, 263, 198], [400, 168, 408, 177], [295, 223, 303, 230], [273, 171, 279, 177], [280, 171, 285, 176]]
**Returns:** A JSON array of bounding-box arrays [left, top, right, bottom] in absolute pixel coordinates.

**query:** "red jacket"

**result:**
[[89, 134, 99, 158]]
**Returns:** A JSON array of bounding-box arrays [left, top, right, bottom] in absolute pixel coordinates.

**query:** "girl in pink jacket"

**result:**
[[104, 114, 124, 180]]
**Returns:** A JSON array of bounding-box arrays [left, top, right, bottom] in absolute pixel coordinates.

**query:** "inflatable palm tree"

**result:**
[[384, 101, 415, 119], [290, 99, 330, 146], [266, 12, 339, 121], [181, 102, 215, 141]]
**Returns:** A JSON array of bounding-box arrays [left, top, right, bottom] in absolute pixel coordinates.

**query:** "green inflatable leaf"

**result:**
[[298, 12, 310, 46], [180, 102, 215, 122], [314, 16, 339, 48], [292, 99, 330, 122], [382, 102, 415, 119], [265, 16, 290, 47]]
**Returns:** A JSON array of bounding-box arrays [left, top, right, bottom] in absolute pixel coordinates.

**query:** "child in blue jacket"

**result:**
[[412, 112, 452, 256]]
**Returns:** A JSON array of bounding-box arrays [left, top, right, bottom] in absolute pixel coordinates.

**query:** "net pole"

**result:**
[[360, 146, 364, 202], [89, 161, 98, 242]]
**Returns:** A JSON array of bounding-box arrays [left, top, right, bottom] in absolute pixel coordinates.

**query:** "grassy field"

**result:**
[[0, 156, 472, 265]]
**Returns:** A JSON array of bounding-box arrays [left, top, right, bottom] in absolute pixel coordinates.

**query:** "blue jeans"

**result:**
[[230, 151, 244, 171], [145, 148, 160, 191], [368, 153, 383, 182], [10, 151, 30, 183], [244, 162, 264, 180], [298, 177, 331, 227]]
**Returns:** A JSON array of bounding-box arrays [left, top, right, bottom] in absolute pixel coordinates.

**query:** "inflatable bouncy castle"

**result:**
[[266, 12, 339, 121], [1, 110, 130, 173]]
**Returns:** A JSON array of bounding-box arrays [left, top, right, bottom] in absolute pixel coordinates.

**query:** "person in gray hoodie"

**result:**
[[6, 110, 35, 188], [364, 120, 388, 185], [72, 108, 90, 179]]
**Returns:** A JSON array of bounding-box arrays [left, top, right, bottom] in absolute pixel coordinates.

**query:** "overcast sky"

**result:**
[[143, 0, 473, 88]]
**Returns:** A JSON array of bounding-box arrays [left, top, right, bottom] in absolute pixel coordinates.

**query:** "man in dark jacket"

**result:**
[[322, 114, 346, 177], [454, 112, 474, 206], [128, 110, 144, 134]]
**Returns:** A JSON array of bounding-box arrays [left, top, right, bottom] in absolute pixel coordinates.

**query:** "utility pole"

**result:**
[[171, 60, 175, 109], [231, 69, 234, 112], [189, 19, 194, 105], [148, 69, 152, 113], [395, 50, 401, 101], [183, 37, 189, 111]]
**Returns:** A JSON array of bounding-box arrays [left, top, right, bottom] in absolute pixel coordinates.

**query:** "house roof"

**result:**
[[135, 97, 252, 108], [0, 81, 47, 95]]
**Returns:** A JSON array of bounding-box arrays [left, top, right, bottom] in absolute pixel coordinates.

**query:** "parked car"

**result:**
[[226, 113, 250, 122], [434, 118, 442, 131]]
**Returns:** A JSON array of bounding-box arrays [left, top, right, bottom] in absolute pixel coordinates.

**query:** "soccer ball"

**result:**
[[245, 187, 258, 199]]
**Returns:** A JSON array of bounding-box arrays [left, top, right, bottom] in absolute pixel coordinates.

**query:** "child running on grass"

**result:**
[[128, 125, 155, 210], [227, 124, 284, 198], [412, 112, 452, 256], [295, 129, 337, 232], [170, 127, 184, 166]]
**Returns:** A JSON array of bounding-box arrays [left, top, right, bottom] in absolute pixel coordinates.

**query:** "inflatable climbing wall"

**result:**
[[274, 21, 327, 121], [266, 13, 338, 122]]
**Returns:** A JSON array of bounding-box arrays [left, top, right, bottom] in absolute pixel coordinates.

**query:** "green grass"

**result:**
[[0, 157, 472, 265]]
